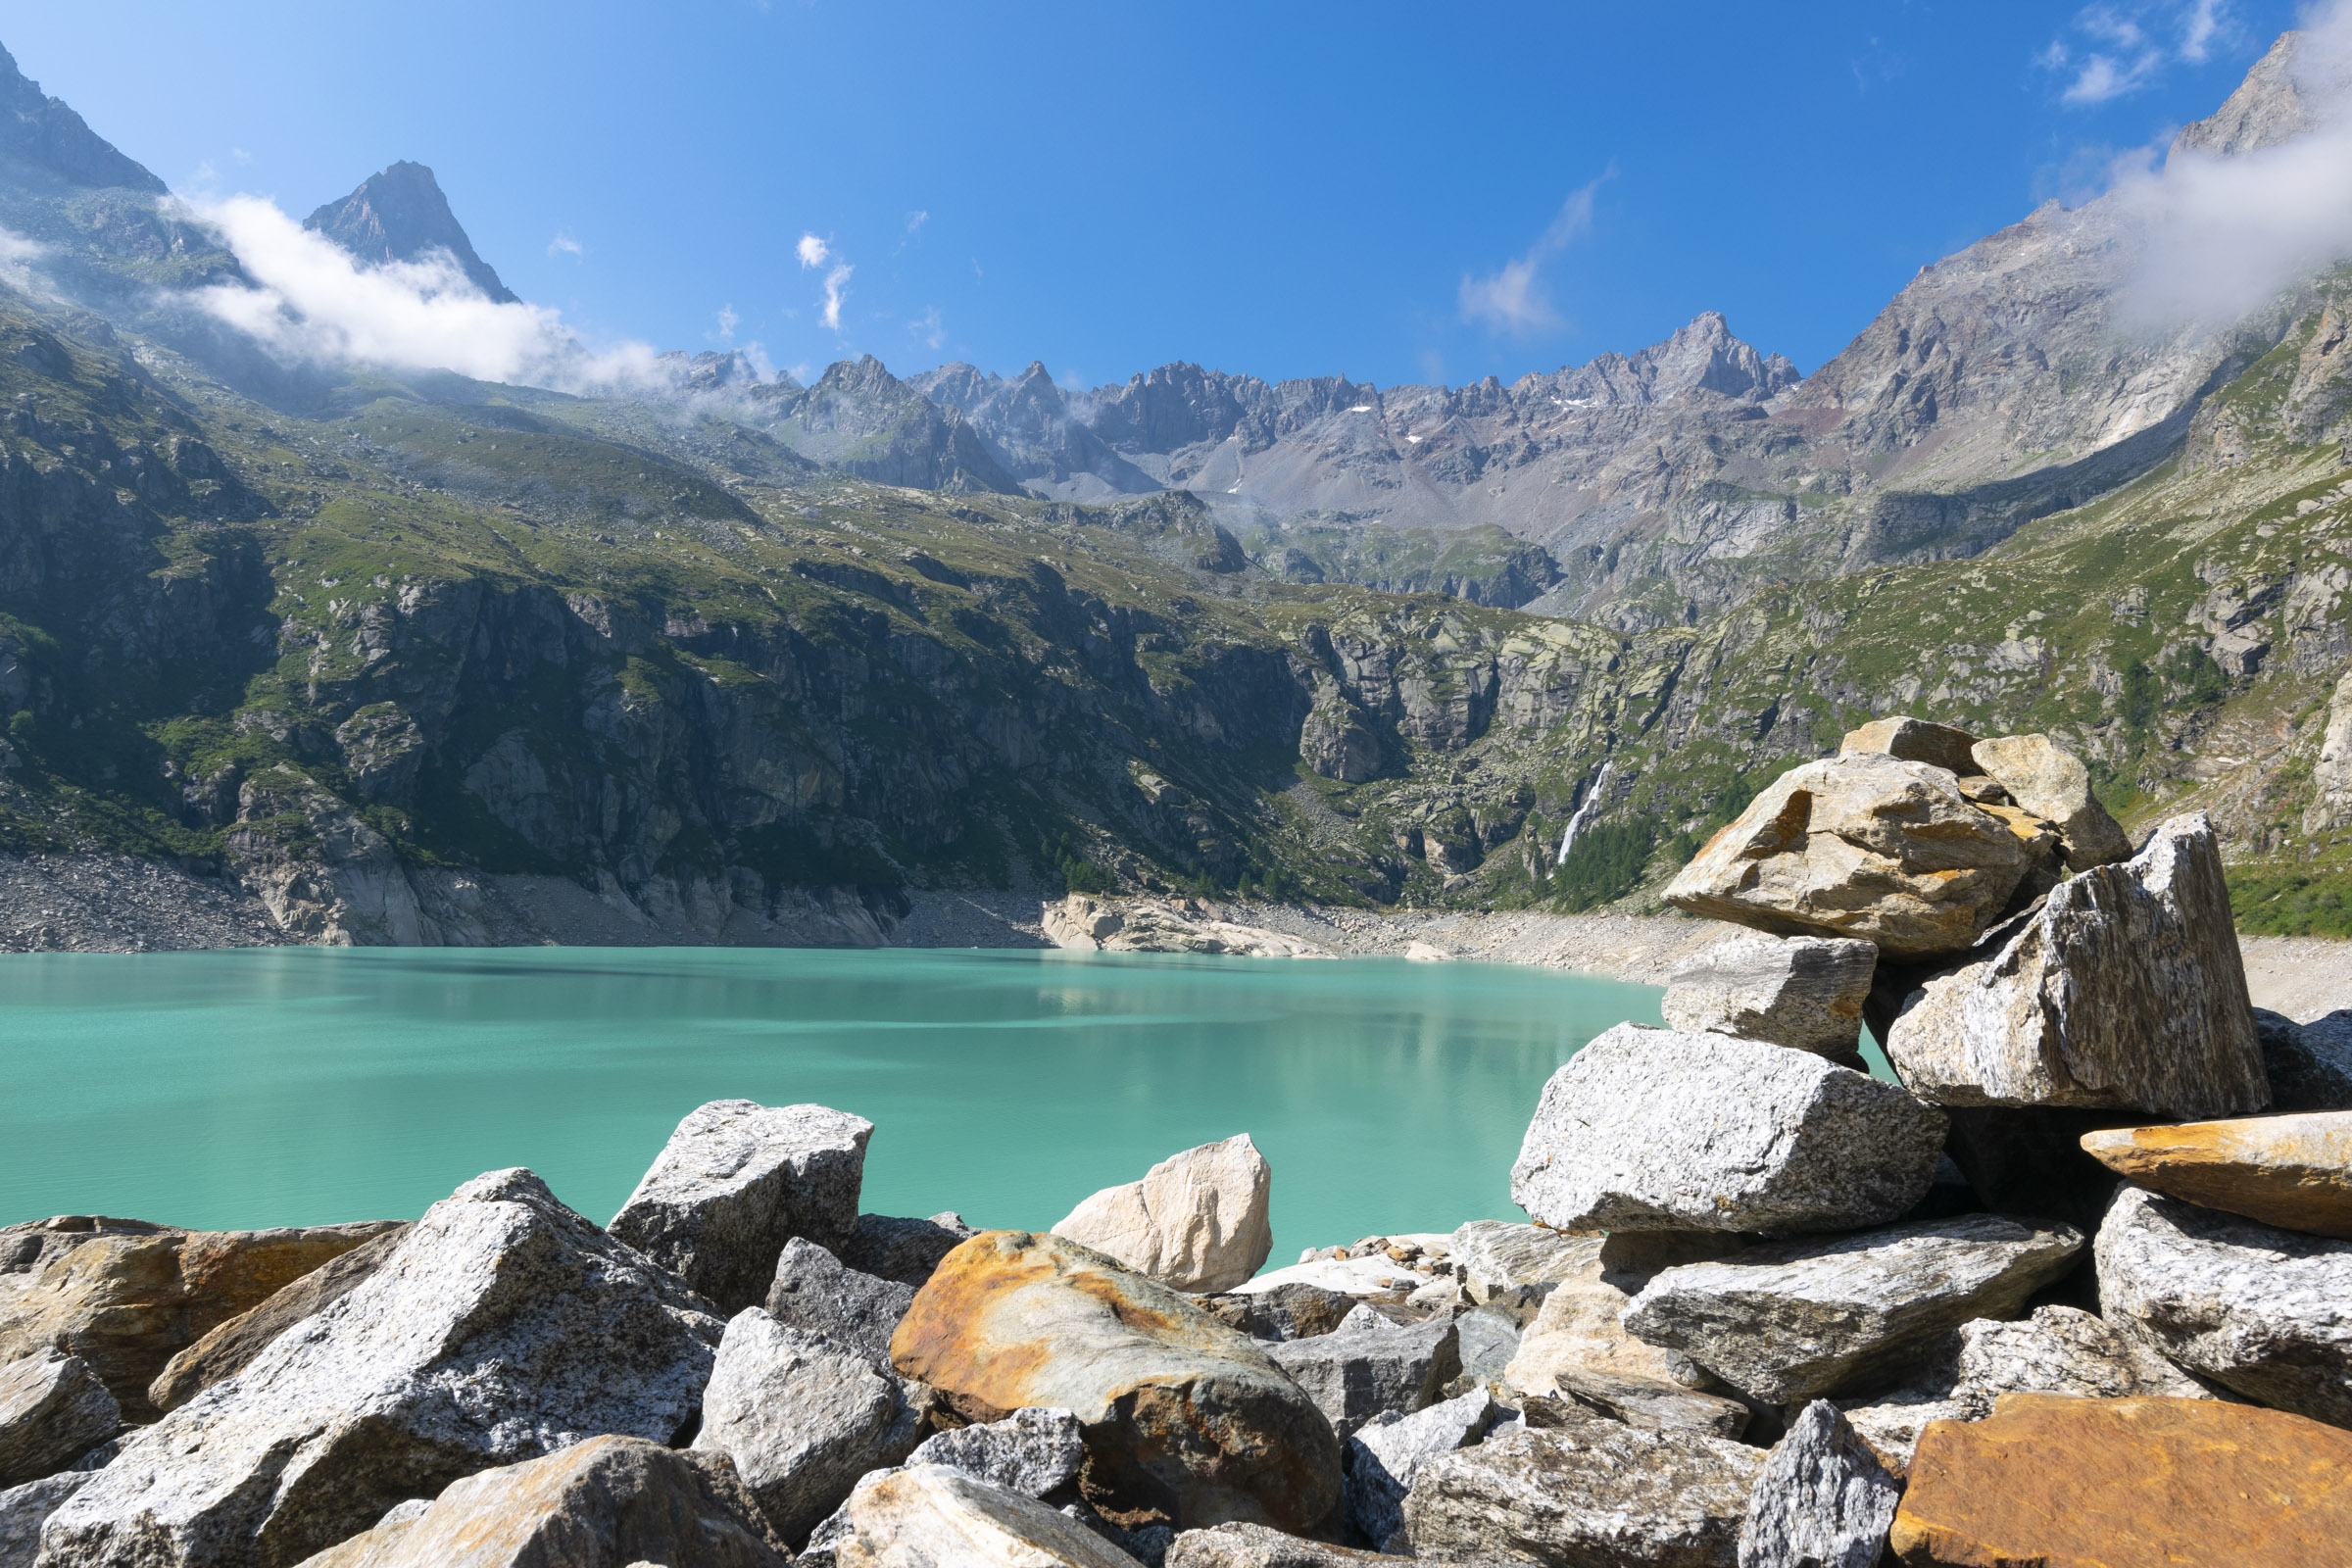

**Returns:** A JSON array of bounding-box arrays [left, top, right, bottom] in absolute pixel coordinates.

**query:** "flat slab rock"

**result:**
[[2082, 1111, 2352, 1238], [1891, 1394, 2352, 1568], [1624, 1214, 2084, 1406], [1662, 930, 1877, 1057], [889, 1230, 1340, 1533], [1054, 1135, 1273, 1295], [1448, 1221, 1601, 1318], [1884, 812, 2269, 1119], [1736, 1399, 1899, 1568], [1402, 1415, 1765, 1568], [1511, 1023, 1948, 1236], [835, 1464, 1143, 1568], [609, 1099, 873, 1314], [2095, 1183, 2352, 1429]]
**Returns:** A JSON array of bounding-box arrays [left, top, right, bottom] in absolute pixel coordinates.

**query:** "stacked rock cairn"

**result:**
[[3, 713, 2350, 1567]]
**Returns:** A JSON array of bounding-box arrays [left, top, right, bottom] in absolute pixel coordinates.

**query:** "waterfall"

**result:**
[[1555, 760, 1614, 866]]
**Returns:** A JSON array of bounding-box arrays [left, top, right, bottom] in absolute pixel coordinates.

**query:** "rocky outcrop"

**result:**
[[889, 1231, 1342, 1533], [1663, 754, 2055, 956], [1883, 813, 2269, 1119], [149, 1225, 408, 1414], [1262, 1304, 1458, 1438], [1889, 1394, 2352, 1567], [2303, 666, 2352, 834], [1045, 897, 1333, 959], [288, 1435, 789, 1567], [41, 1169, 722, 1568], [0, 1349, 116, 1488], [608, 1100, 873, 1313], [2258, 1009, 2352, 1112], [2081, 1113, 2352, 1237], [764, 1237, 916, 1368], [833, 1464, 1143, 1568], [1402, 1415, 1766, 1568], [1510, 1023, 1948, 1234], [1969, 732, 2133, 870], [1660, 932, 1876, 1058], [1054, 1135, 1274, 1294], [1623, 1215, 2085, 1405], [1735, 1400, 1899, 1568], [2095, 1184, 2352, 1428]]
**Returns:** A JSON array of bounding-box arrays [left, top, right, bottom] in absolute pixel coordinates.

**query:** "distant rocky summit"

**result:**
[[303, 161, 519, 305]]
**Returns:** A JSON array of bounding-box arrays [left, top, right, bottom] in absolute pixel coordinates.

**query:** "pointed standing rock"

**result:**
[[1737, 1400, 1900, 1568], [764, 1236, 918, 1368], [1054, 1134, 1273, 1294]]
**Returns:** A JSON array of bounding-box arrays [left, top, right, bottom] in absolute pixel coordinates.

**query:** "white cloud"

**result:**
[[0, 225, 47, 294], [796, 232, 831, 269], [714, 304, 740, 340], [2181, 0, 2227, 61], [2066, 50, 2160, 102], [907, 306, 944, 349], [547, 229, 583, 258], [798, 231, 852, 332], [1459, 176, 1605, 336], [905, 210, 928, 234], [2046, 2, 2239, 104]]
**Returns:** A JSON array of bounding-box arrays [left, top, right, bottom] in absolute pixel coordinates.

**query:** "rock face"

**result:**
[[1736, 1400, 1900, 1568], [287, 1435, 789, 1568], [1662, 754, 2053, 956], [41, 1169, 723, 1568], [693, 1306, 924, 1544], [2095, 1184, 2352, 1428], [608, 1100, 874, 1314], [2303, 665, 2352, 835], [1838, 715, 1983, 775], [834, 1465, 1143, 1568], [1969, 732, 2133, 870], [0, 1217, 400, 1422], [1889, 1394, 2352, 1568], [1045, 897, 1333, 959], [2081, 1112, 2352, 1238], [1510, 1024, 1948, 1235], [2257, 1009, 2352, 1112], [1661, 932, 1877, 1058], [149, 1226, 408, 1414], [0, 1349, 117, 1488], [1402, 1415, 1766, 1568], [1343, 1388, 1497, 1551], [1262, 1304, 1458, 1437], [1623, 1215, 2085, 1405], [889, 1231, 1342, 1533], [842, 1212, 976, 1291], [1883, 812, 2268, 1119], [764, 1237, 916, 1367], [1054, 1135, 1274, 1294]]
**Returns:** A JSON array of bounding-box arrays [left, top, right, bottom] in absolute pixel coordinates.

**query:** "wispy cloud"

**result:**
[[906, 210, 928, 234], [906, 306, 944, 350], [713, 304, 740, 341], [2044, 1, 2240, 105], [1459, 175, 1606, 336], [799, 232, 853, 331], [547, 229, 583, 258]]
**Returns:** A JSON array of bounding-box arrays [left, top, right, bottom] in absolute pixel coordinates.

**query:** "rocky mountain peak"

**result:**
[[0, 40, 164, 193], [2172, 30, 2318, 159], [303, 160, 518, 304], [1629, 311, 1800, 402]]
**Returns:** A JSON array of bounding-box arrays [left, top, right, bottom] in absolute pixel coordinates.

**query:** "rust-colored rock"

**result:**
[[1889, 1394, 2352, 1567], [2081, 1113, 2352, 1238], [890, 1230, 1341, 1533], [150, 1226, 410, 1413]]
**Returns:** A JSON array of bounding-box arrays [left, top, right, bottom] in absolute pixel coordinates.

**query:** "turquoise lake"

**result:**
[[0, 947, 1663, 1268]]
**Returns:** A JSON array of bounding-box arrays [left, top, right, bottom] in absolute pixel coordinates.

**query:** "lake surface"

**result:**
[[0, 947, 1663, 1268]]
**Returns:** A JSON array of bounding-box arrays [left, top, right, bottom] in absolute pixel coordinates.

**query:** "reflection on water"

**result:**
[[0, 946, 1661, 1266]]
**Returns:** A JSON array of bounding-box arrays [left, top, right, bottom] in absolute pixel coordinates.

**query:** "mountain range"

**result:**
[[0, 31, 2345, 945]]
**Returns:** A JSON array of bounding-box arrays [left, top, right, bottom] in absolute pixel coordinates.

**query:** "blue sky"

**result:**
[[0, 1, 2309, 389]]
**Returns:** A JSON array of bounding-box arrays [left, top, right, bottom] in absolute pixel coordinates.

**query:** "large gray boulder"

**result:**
[[1509, 1024, 1948, 1235], [2095, 1183, 2352, 1428], [1262, 1304, 1459, 1438], [1883, 813, 2269, 1119], [693, 1305, 924, 1544], [286, 1434, 788, 1567], [1402, 1414, 1767, 1568], [1623, 1214, 2085, 1405], [764, 1237, 916, 1368], [834, 1464, 1142, 1568], [1736, 1400, 1900, 1568], [1053, 1135, 1274, 1294], [610, 1100, 874, 1313], [2259, 1008, 2352, 1112], [843, 1212, 976, 1290], [40, 1169, 723, 1568], [1343, 1388, 1498, 1551], [0, 1350, 117, 1489], [1662, 932, 1878, 1058]]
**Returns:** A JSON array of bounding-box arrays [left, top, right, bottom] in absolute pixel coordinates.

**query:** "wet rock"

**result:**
[[1402, 1414, 1766, 1568], [2095, 1184, 2352, 1428], [889, 1230, 1342, 1533], [835, 1464, 1143, 1568], [1623, 1214, 2085, 1405], [287, 1434, 788, 1567], [149, 1226, 408, 1414], [1889, 1394, 2352, 1567], [2082, 1112, 2352, 1238], [1838, 715, 1983, 775], [1662, 931, 1877, 1058], [1663, 753, 2053, 956], [41, 1169, 723, 1568], [1166, 1521, 1444, 1565], [1510, 1023, 1948, 1235], [763, 1236, 916, 1367], [0, 1217, 400, 1422], [842, 1211, 975, 1291], [1736, 1399, 1899, 1568], [1883, 812, 2269, 1119], [1196, 1283, 1358, 1343], [1054, 1135, 1273, 1295], [0, 1349, 118, 1489], [609, 1099, 873, 1314], [2, 1472, 93, 1568], [1448, 1220, 1599, 1321], [693, 1305, 923, 1544], [2255, 1008, 2352, 1113], [1342, 1388, 1497, 1550], [1262, 1304, 1459, 1438], [1969, 732, 2132, 871]]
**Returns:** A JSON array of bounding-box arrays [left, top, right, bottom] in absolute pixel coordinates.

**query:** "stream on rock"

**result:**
[[1, 948, 1670, 1266]]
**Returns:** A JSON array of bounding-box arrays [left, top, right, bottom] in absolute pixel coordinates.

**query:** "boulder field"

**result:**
[[3, 716, 2349, 1565]]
